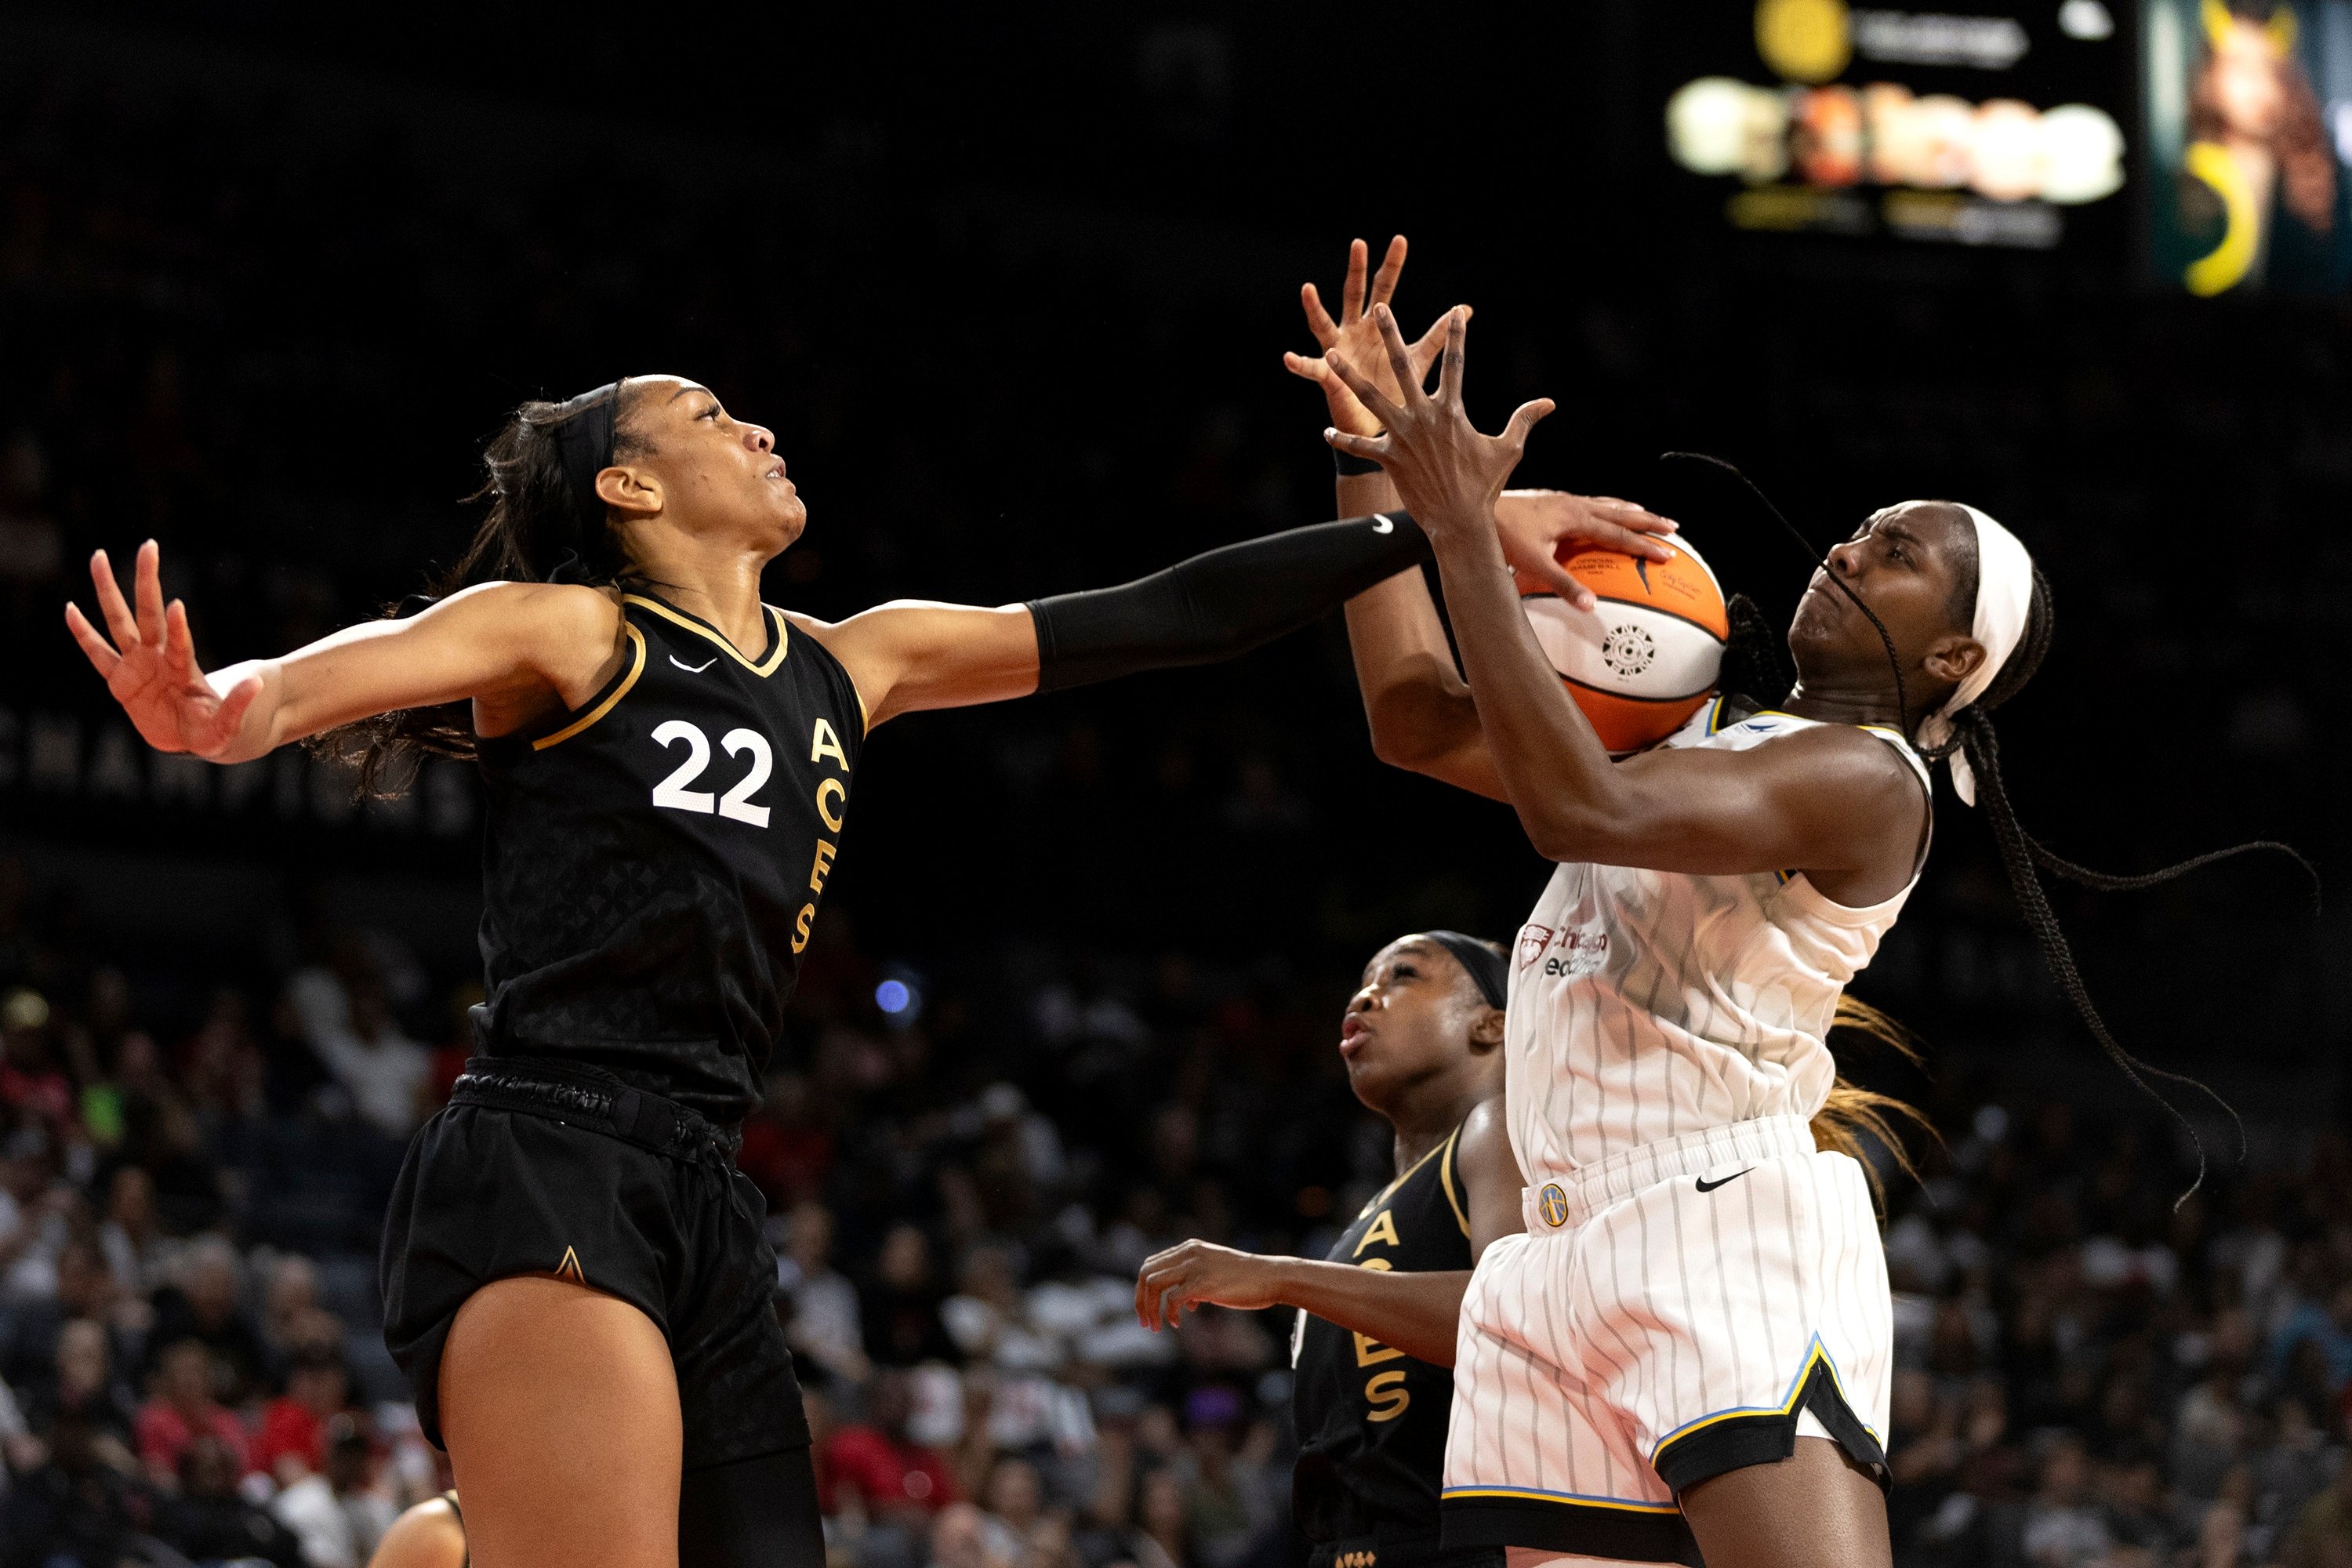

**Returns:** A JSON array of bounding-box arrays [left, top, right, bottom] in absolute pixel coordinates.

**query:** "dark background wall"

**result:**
[[0, 1, 2342, 1134]]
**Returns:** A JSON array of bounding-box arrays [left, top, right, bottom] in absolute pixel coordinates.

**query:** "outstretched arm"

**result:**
[[1132, 1099, 1522, 1368], [1283, 238, 1673, 799], [1325, 307, 1918, 880], [793, 510, 1441, 728], [66, 542, 622, 764]]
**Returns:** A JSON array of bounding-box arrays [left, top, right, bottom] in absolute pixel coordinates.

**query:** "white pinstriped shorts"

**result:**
[[1437, 1116, 1891, 1566]]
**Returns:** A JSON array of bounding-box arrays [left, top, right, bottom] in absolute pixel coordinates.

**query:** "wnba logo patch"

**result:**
[[1537, 1183, 1570, 1228], [1600, 623, 1657, 677]]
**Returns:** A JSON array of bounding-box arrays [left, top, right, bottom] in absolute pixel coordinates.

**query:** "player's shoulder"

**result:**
[[1454, 1096, 1515, 1182], [441, 580, 622, 640], [1737, 711, 1914, 773]]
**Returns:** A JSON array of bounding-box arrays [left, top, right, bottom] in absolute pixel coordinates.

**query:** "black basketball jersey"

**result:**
[[469, 591, 865, 1123], [1291, 1120, 1476, 1545]]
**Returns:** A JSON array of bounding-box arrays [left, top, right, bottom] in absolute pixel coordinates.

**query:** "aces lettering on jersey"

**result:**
[[792, 718, 851, 954], [1349, 1207, 1411, 1423], [648, 716, 851, 956]]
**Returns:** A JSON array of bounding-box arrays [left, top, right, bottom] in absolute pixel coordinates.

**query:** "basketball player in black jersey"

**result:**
[[1134, 931, 1523, 1568], [61, 371, 1519, 1568]]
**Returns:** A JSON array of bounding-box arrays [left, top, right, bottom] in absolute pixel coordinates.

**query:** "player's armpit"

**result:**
[[1455, 1098, 1526, 1258]]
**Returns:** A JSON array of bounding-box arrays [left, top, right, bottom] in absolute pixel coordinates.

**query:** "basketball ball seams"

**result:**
[[1522, 592, 1732, 644], [1559, 675, 1719, 706], [1519, 533, 1728, 753]]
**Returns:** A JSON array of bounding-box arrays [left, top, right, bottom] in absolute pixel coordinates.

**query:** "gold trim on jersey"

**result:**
[[622, 594, 789, 677], [532, 624, 646, 751], [1356, 1134, 1450, 1221], [1437, 1125, 1471, 1239], [1439, 1485, 1680, 1515]]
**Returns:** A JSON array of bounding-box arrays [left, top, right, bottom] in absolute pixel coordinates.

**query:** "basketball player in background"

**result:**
[[64, 370, 1520, 1568], [1136, 931, 1522, 1568], [1298, 263, 2041, 1566]]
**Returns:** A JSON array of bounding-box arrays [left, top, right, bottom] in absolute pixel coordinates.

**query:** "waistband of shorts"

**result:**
[[449, 1056, 742, 1165], [1307, 1526, 1497, 1568], [1524, 1114, 1817, 1232]]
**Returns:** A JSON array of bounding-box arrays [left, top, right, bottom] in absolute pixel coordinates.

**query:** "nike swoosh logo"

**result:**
[[1694, 1169, 1753, 1193], [1371, 516, 1394, 534], [670, 655, 715, 673]]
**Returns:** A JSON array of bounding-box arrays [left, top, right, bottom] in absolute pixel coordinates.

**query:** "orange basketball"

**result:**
[[1515, 533, 1729, 754]]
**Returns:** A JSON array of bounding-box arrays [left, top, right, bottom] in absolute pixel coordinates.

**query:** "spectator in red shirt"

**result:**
[[818, 1370, 960, 1519], [250, 1348, 352, 1486], [135, 1338, 249, 1484]]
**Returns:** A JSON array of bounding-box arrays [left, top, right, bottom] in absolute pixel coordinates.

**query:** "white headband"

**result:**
[[1911, 503, 2033, 806]]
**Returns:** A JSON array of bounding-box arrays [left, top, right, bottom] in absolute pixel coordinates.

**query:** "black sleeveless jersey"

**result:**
[[1291, 1121, 1475, 1544], [470, 592, 865, 1123]]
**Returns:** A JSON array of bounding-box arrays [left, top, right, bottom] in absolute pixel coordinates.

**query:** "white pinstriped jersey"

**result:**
[[1504, 700, 1930, 1177]]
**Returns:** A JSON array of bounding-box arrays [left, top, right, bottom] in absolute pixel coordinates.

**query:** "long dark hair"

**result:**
[[309, 381, 649, 797]]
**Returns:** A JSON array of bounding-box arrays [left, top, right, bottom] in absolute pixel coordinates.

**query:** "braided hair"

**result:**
[[1670, 454, 2318, 1200]]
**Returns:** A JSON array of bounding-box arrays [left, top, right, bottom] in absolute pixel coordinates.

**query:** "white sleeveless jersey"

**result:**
[[1504, 699, 1930, 1177]]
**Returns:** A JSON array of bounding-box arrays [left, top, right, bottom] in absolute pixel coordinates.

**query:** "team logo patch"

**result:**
[[1544, 928, 1610, 981], [555, 1246, 586, 1284], [1600, 622, 1657, 678], [1537, 1183, 1570, 1228], [1517, 924, 1554, 968]]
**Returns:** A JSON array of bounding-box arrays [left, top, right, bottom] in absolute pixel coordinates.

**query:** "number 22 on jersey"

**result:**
[[649, 720, 774, 826]]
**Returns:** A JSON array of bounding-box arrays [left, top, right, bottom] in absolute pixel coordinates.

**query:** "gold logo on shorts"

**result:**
[[1537, 1183, 1570, 1228], [555, 1247, 586, 1283]]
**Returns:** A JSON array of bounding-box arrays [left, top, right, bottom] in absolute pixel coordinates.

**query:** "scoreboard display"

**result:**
[[2142, 0, 2352, 296], [1645, 0, 2136, 253]]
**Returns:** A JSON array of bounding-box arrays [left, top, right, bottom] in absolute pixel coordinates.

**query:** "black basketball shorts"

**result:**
[[379, 1058, 810, 1471]]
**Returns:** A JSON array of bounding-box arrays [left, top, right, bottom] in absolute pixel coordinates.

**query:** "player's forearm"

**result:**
[[1027, 512, 1433, 694], [1425, 522, 1628, 859], [1266, 1259, 1470, 1367], [1334, 473, 1477, 769]]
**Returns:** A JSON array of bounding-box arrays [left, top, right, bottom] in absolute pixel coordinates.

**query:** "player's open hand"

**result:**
[[1284, 236, 1463, 440], [1497, 490, 1680, 610], [1324, 305, 1552, 542], [1135, 1239, 1282, 1330], [64, 542, 260, 759]]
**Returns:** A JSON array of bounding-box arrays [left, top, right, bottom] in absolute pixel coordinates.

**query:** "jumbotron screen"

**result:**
[[1646, 0, 2136, 252]]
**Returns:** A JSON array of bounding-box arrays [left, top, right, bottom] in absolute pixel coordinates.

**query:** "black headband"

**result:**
[[1419, 931, 1508, 1011], [550, 381, 622, 540]]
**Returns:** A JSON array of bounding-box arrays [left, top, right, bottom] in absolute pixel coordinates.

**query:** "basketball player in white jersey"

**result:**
[[1292, 277, 2043, 1567]]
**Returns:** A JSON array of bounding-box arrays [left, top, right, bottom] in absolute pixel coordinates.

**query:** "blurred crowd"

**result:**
[[1879, 1105, 2352, 1568], [1, 844, 2351, 1568], [2, 20, 2350, 1568]]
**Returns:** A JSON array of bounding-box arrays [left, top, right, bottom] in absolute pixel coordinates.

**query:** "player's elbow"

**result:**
[[1518, 796, 1632, 866], [1366, 712, 1441, 772], [1361, 681, 1473, 774]]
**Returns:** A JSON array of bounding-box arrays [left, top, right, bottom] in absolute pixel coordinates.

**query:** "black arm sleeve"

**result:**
[[1026, 511, 1428, 694]]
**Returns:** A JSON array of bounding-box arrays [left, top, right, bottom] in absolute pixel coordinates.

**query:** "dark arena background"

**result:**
[[0, 2, 2347, 1565]]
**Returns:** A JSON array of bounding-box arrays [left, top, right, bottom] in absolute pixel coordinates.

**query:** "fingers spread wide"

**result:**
[[64, 603, 120, 674]]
